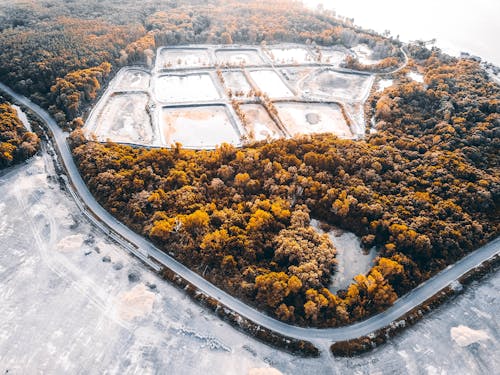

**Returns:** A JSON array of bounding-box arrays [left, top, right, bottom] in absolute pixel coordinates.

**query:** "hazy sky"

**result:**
[[304, 0, 500, 65]]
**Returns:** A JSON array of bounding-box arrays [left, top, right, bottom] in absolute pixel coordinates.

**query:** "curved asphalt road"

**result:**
[[1, 82, 498, 346], [389, 46, 409, 74]]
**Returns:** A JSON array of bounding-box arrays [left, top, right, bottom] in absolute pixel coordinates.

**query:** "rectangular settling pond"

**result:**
[[114, 69, 150, 91], [221, 71, 252, 95], [266, 47, 315, 64], [160, 105, 241, 149], [215, 49, 264, 66], [157, 48, 211, 69], [304, 70, 373, 102], [93, 93, 154, 145], [276, 102, 352, 138], [240, 104, 283, 141], [155, 74, 221, 103], [249, 70, 294, 98]]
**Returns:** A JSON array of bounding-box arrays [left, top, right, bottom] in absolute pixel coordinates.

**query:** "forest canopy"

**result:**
[[0, 95, 40, 169], [72, 52, 499, 326]]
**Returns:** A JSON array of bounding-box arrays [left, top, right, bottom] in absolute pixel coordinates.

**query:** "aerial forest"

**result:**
[[72, 52, 499, 326], [0, 0, 400, 129], [0, 95, 40, 169], [1, 0, 498, 326]]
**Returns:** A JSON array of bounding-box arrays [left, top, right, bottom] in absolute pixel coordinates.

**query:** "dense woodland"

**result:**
[[72, 52, 499, 326], [0, 95, 40, 169], [1, 0, 498, 326], [0, 0, 399, 129]]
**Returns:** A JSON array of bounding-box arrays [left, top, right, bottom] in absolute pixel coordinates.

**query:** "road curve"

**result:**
[[390, 46, 409, 74], [1, 82, 498, 346]]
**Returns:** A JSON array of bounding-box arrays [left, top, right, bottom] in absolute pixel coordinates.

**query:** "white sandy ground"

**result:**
[[317, 50, 347, 66], [0, 153, 499, 374], [451, 325, 491, 347], [85, 45, 376, 148], [94, 93, 154, 145], [344, 102, 365, 136], [0, 202, 13, 238], [56, 234, 85, 253], [240, 104, 283, 141], [304, 70, 374, 102], [118, 284, 157, 321]]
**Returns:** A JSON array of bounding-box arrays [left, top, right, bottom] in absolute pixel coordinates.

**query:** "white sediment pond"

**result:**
[[84, 44, 376, 149], [155, 74, 221, 103], [157, 48, 211, 69], [311, 219, 376, 291], [240, 104, 283, 141], [249, 70, 295, 98], [114, 69, 150, 91], [161, 106, 240, 148], [275, 103, 352, 138], [266, 47, 315, 64], [215, 49, 264, 66], [92, 93, 154, 145]]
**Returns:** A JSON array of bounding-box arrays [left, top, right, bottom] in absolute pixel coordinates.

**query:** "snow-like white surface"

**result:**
[[377, 79, 394, 92], [215, 50, 264, 66], [451, 325, 491, 347], [304, 70, 374, 101], [12, 104, 32, 132], [0, 154, 499, 373], [329, 231, 377, 291], [408, 71, 424, 83], [266, 48, 314, 64], [0, 202, 13, 238], [351, 44, 382, 65], [84, 45, 379, 149], [56, 234, 84, 253], [249, 70, 294, 98], [318, 49, 347, 66], [311, 219, 376, 291], [158, 49, 211, 69]]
